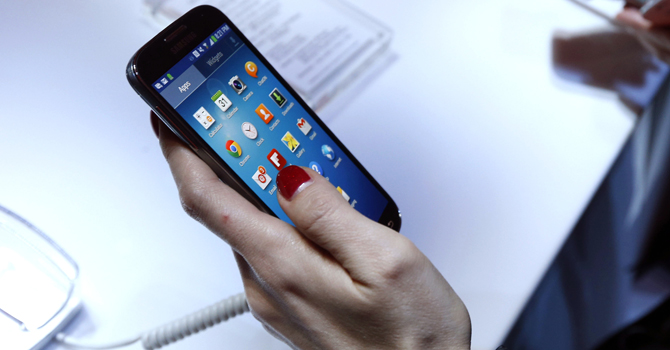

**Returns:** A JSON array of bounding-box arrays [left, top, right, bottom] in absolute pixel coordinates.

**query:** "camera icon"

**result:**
[[228, 75, 247, 95]]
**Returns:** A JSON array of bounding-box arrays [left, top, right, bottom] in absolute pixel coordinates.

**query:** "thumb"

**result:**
[[275, 166, 405, 280]]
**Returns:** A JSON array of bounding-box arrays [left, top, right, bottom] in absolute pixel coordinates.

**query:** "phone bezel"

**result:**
[[126, 5, 401, 231]]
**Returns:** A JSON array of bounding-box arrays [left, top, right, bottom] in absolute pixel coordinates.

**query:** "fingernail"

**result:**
[[150, 112, 160, 138], [277, 166, 313, 201]]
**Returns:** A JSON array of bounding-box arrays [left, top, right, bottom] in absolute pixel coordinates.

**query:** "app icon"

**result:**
[[255, 103, 274, 124], [154, 82, 163, 89], [241, 122, 258, 139], [321, 144, 335, 161], [252, 165, 271, 190], [269, 88, 287, 108], [297, 118, 312, 136], [245, 61, 258, 78], [193, 106, 215, 129], [211, 90, 232, 112], [226, 140, 242, 158], [281, 131, 300, 153], [267, 149, 287, 170], [309, 161, 323, 176], [167, 73, 174, 80], [228, 75, 247, 95], [192, 50, 200, 58], [161, 77, 168, 85], [337, 186, 350, 202]]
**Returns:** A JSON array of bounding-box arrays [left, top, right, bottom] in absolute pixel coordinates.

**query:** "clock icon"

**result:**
[[241, 121, 258, 139]]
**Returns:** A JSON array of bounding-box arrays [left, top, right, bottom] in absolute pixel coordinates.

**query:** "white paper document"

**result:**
[[144, 0, 393, 111]]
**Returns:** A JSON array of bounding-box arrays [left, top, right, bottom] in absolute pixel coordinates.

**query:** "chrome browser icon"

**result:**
[[226, 140, 242, 158]]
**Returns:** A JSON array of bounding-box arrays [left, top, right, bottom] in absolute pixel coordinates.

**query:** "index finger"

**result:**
[[155, 113, 297, 260]]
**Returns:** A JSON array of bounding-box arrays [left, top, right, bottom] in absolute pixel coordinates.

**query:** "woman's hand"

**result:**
[[152, 113, 471, 349], [616, 5, 670, 63]]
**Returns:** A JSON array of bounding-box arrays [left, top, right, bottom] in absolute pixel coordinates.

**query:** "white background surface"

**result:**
[[0, 0, 636, 349]]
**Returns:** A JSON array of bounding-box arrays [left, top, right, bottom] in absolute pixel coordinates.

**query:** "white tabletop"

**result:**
[[0, 1, 637, 349]]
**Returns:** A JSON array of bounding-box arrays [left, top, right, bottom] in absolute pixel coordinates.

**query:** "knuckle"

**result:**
[[298, 190, 340, 234], [159, 144, 214, 224], [178, 183, 234, 232], [376, 238, 423, 284], [178, 182, 208, 222], [255, 259, 304, 298], [273, 272, 305, 298], [351, 241, 426, 311], [246, 292, 279, 323]]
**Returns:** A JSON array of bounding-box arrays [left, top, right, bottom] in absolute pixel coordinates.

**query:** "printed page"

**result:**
[[144, 0, 393, 111]]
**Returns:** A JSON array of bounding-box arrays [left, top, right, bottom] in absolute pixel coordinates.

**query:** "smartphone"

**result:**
[[126, 5, 401, 231]]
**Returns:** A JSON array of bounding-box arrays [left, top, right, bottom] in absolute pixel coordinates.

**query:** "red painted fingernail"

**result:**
[[277, 166, 313, 201]]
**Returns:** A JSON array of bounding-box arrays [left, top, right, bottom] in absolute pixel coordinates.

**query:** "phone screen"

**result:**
[[150, 23, 390, 224]]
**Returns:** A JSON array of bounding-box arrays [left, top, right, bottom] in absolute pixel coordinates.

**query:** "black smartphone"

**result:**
[[127, 5, 401, 231]]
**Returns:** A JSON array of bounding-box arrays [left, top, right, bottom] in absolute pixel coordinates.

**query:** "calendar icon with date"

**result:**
[[211, 90, 232, 112]]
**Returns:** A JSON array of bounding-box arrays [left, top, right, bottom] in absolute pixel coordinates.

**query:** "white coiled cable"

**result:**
[[141, 292, 249, 349], [56, 293, 249, 350]]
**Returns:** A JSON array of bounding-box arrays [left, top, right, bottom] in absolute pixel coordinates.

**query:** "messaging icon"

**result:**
[[245, 61, 258, 78]]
